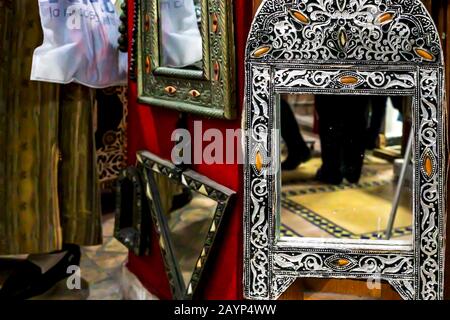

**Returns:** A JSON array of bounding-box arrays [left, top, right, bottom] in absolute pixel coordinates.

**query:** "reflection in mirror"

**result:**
[[152, 170, 217, 293], [159, 0, 203, 69], [279, 94, 413, 243]]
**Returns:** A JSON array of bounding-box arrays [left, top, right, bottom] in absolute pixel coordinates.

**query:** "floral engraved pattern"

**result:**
[[389, 279, 415, 300], [97, 87, 128, 190], [244, 0, 445, 301], [417, 68, 443, 300], [274, 68, 416, 91], [247, 0, 442, 64], [273, 252, 414, 276], [272, 276, 296, 299], [245, 65, 272, 299]]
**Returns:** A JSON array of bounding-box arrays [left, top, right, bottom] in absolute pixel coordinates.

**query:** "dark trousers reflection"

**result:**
[[280, 98, 311, 170], [315, 95, 369, 185]]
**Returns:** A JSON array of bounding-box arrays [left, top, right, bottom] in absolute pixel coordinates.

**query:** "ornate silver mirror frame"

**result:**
[[136, 0, 237, 119], [244, 0, 447, 300], [137, 151, 235, 299]]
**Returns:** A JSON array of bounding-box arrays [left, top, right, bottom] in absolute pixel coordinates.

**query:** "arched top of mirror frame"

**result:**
[[246, 0, 443, 66]]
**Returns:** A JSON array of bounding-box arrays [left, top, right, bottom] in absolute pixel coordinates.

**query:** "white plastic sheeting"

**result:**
[[31, 0, 127, 88]]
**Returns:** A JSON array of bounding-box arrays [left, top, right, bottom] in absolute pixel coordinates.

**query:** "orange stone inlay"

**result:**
[[252, 46, 272, 58], [255, 151, 263, 172], [145, 56, 151, 74], [336, 259, 350, 267], [290, 9, 310, 24], [414, 48, 434, 61], [212, 14, 219, 33], [424, 155, 433, 177], [144, 14, 150, 32], [189, 90, 201, 98], [376, 12, 394, 25], [214, 62, 220, 81], [165, 86, 177, 95], [340, 75, 358, 85]]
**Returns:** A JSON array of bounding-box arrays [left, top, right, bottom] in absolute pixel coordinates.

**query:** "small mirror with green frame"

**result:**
[[137, 0, 236, 119]]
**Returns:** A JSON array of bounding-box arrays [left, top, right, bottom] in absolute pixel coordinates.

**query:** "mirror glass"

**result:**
[[152, 171, 217, 289], [159, 0, 203, 70], [279, 94, 413, 244]]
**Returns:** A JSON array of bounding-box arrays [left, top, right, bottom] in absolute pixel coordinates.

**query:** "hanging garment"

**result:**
[[30, 0, 127, 88], [0, 0, 102, 255]]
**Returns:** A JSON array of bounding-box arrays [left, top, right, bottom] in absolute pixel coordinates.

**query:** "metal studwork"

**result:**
[[118, 1, 128, 53], [130, 0, 139, 80]]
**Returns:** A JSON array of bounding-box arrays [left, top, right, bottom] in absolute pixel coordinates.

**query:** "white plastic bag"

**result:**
[[31, 0, 127, 88], [159, 0, 202, 68]]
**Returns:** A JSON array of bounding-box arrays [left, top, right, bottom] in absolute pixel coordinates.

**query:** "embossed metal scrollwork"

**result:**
[[244, 0, 446, 300]]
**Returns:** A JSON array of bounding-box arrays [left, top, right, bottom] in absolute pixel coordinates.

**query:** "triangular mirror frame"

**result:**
[[138, 151, 235, 299]]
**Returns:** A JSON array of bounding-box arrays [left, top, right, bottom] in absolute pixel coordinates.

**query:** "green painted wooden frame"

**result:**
[[137, 0, 236, 119]]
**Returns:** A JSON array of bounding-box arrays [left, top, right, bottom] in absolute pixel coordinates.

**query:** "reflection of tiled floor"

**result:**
[[281, 154, 413, 241], [168, 194, 217, 288]]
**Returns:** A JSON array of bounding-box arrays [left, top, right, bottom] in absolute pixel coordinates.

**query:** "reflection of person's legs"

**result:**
[[366, 96, 387, 149], [390, 96, 403, 111], [315, 95, 344, 184], [280, 98, 311, 170], [343, 96, 369, 183]]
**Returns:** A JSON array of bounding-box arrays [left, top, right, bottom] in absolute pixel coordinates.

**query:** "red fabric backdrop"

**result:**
[[126, 0, 253, 300]]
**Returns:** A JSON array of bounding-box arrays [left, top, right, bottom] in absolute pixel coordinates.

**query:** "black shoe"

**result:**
[[281, 149, 311, 171], [365, 134, 378, 150], [0, 244, 81, 300], [344, 166, 363, 184], [315, 167, 343, 185]]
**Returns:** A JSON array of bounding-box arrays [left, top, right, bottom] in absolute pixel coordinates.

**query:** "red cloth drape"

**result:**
[[126, 0, 253, 300]]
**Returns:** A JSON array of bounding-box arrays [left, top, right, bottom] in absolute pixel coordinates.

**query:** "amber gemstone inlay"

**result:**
[[414, 48, 434, 61], [145, 56, 151, 74], [252, 45, 272, 59], [189, 89, 201, 98], [334, 259, 350, 267], [213, 62, 220, 81], [164, 86, 177, 95], [340, 75, 358, 85], [376, 12, 394, 25], [212, 13, 219, 33], [339, 29, 347, 48], [255, 151, 263, 172], [424, 155, 433, 177], [290, 9, 310, 24], [144, 14, 150, 32]]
